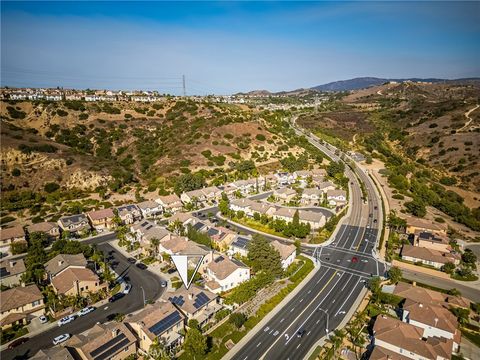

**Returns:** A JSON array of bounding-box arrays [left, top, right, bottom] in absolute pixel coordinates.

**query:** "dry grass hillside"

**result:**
[[0, 99, 303, 194]]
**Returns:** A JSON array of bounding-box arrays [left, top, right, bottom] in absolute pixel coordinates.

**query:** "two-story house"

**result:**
[[58, 214, 91, 236], [0, 225, 27, 255], [204, 255, 250, 294], [1, 284, 45, 329], [87, 208, 115, 231], [0, 258, 26, 287], [116, 204, 142, 225], [126, 301, 185, 353]]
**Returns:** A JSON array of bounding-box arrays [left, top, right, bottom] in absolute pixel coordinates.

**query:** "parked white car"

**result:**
[[57, 315, 75, 327], [123, 283, 132, 294], [77, 306, 95, 317], [39, 315, 48, 324], [52, 333, 70, 345]]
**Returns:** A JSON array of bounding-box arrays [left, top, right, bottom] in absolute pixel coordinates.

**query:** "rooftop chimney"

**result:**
[[58, 260, 64, 266], [188, 293, 194, 300], [9, 260, 16, 267]]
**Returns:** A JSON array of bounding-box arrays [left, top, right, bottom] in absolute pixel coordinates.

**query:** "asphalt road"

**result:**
[[229, 127, 384, 360], [2, 243, 165, 360]]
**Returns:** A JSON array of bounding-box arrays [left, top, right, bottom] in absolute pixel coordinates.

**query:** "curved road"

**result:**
[[226, 124, 385, 360], [2, 243, 165, 360]]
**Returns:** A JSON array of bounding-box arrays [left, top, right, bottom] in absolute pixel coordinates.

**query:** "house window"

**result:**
[[80, 287, 84, 291], [32, 300, 41, 307]]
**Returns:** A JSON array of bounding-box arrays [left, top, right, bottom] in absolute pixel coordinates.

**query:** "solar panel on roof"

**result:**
[[214, 256, 224, 263], [193, 222, 204, 230], [146, 225, 153, 230], [93, 337, 131, 360], [193, 292, 210, 309], [169, 295, 185, 306], [89, 333, 126, 358], [148, 311, 182, 336]]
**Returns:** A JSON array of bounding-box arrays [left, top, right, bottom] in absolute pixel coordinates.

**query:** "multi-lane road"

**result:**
[[2, 243, 165, 360], [227, 124, 385, 360]]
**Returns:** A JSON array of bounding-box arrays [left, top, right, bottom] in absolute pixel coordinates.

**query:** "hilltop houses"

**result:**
[[0, 225, 26, 255], [87, 208, 115, 230], [58, 214, 90, 236], [116, 204, 142, 225]]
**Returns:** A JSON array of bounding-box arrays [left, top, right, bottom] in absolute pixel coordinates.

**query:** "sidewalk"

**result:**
[[223, 259, 320, 360]]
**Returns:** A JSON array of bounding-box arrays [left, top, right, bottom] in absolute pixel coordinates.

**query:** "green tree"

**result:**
[[387, 266, 402, 284], [148, 337, 171, 360], [345, 312, 367, 360], [441, 262, 456, 275], [327, 161, 345, 177], [447, 288, 461, 297], [404, 197, 427, 217], [183, 323, 207, 357], [387, 210, 407, 232], [150, 238, 160, 257], [294, 239, 301, 256], [229, 312, 248, 329], [247, 235, 283, 278], [461, 249, 477, 269], [368, 276, 382, 303]]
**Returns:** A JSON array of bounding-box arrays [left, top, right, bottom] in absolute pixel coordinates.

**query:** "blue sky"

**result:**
[[1, 1, 479, 94]]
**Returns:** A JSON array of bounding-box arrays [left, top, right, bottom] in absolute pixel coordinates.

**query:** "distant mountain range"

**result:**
[[310, 77, 480, 91]]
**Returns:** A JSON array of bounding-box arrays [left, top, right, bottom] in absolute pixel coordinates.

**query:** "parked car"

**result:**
[[123, 283, 132, 294], [77, 306, 95, 317], [127, 257, 136, 264], [52, 334, 70, 345], [108, 293, 125, 303], [136, 262, 147, 270], [351, 256, 359, 263], [39, 315, 48, 324], [8, 337, 29, 349], [58, 315, 75, 327]]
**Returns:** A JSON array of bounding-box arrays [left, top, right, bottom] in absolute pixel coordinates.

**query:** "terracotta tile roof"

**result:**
[[401, 245, 458, 265], [403, 298, 458, 334], [161, 237, 209, 255], [157, 194, 182, 206], [126, 301, 184, 340], [207, 255, 248, 280], [274, 188, 297, 196], [45, 253, 87, 277], [0, 312, 27, 327], [168, 212, 196, 224], [0, 258, 26, 278], [31, 347, 75, 360], [406, 217, 447, 232], [51, 268, 100, 295], [271, 240, 296, 261], [0, 225, 25, 241], [0, 284, 43, 312], [68, 322, 136, 360], [369, 345, 411, 360], [373, 315, 453, 360], [27, 222, 58, 234], [326, 189, 347, 198], [87, 208, 114, 221]]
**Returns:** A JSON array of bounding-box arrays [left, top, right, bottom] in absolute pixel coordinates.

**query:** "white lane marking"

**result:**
[[273, 331, 279, 336], [335, 282, 362, 317], [308, 290, 311, 294], [286, 272, 345, 345], [316, 319, 320, 324], [290, 307, 295, 312], [307, 331, 311, 335], [257, 342, 262, 348], [280, 318, 285, 323], [103, 306, 108, 310], [243, 357, 248, 360], [299, 298, 303, 303], [297, 343, 301, 349]]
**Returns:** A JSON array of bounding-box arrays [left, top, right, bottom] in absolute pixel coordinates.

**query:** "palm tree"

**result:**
[[346, 312, 368, 360], [150, 237, 160, 258], [324, 329, 346, 360], [148, 337, 171, 360]]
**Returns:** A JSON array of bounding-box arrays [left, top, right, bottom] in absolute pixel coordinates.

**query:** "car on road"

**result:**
[[77, 306, 95, 317], [127, 257, 136, 264], [161, 280, 168, 288], [8, 337, 30, 349], [297, 330, 306, 338], [52, 334, 70, 345], [136, 262, 148, 270], [58, 315, 75, 327], [123, 283, 132, 294], [39, 315, 48, 324], [351, 256, 359, 263], [108, 293, 125, 303]]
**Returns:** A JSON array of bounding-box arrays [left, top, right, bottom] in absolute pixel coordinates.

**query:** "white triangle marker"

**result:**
[[171, 254, 204, 289]]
